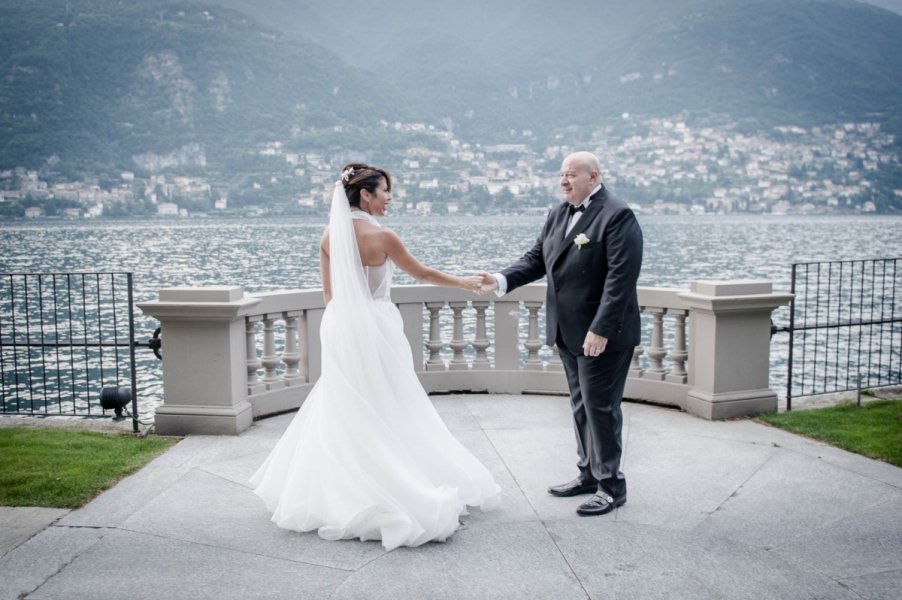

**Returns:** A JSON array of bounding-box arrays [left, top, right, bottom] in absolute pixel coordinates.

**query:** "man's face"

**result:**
[[559, 158, 597, 205]]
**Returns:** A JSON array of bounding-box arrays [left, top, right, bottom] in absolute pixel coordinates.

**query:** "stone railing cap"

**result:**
[[690, 280, 773, 296], [158, 286, 245, 303]]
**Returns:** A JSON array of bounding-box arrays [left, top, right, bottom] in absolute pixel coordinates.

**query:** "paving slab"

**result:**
[[618, 418, 777, 530], [145, 432, 269, 470], [119, 465, 391, 571], [461, 393, 576, 431], [447, 429, 537, 525], [693, 449, 898, 549], [771, 496, 902, 579], [25, 529, 348, 600], [330, 521, 587, 600], [196, 447, 272, 487], [639, 407, 902, 489], [0, 507, 68, 556], [0, 527, 106, 600], [239, 411, 293, 439], [432, 394, 486, 432], [58, 464, 188, 529], [484, 425, 581, 514], [547, 519, 859, 600], [838, 569, 902, 600]]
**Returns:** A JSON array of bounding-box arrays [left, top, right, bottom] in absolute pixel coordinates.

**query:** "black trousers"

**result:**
[[556, 336, 632, 497]]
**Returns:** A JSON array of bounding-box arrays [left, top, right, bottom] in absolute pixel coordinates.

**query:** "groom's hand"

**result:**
[[475, 272, 498, 294], [583, 331, 608, 357]]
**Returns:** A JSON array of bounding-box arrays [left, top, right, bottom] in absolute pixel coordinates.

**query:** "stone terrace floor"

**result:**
[[2, 394, 901, 599]]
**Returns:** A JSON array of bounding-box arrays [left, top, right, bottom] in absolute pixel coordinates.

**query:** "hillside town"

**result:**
[[1, 115, 899, 219]]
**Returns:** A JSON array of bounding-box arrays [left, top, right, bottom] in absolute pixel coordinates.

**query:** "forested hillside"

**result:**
[[0, 0, 409, 181]]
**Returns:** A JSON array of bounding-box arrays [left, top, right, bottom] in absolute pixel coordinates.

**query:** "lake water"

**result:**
[[2, 214, 901, 417]]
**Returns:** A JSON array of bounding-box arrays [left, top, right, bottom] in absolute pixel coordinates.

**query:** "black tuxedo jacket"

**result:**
[[502, 185, 643, 353]]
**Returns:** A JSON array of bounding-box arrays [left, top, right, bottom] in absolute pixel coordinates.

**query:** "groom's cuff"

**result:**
[[492, 273, 507, 297]]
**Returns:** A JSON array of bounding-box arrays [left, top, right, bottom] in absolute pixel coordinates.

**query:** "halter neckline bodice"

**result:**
[[350, 210, 380, 226]]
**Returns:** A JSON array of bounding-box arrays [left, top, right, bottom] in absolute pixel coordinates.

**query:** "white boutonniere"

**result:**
[[573, 233, 590, 249]]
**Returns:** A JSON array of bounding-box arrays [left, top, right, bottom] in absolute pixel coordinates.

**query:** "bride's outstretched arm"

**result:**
[[381, 229, 482, 292]]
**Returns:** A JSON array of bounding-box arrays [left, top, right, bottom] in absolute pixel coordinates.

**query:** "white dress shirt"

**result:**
[[492, 185, 601, 295]]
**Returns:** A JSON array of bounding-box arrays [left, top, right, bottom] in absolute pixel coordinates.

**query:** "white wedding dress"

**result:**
[[250, 185, 500, 551]]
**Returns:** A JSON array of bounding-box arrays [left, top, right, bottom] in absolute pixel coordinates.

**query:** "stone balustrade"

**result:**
[[137, 280, 792, 435]]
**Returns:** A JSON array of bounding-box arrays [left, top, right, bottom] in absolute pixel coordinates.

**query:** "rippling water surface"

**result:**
[[2, 214, 901, 418], [4, 214, 901, 295]]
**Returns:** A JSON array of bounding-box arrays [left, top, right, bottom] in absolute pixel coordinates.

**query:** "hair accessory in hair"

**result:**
[[340, 166, 356, 184]]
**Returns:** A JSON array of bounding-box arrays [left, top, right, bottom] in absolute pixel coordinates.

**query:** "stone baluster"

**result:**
[[425, 302, 445, 371], [645, 308, 667, 380], [281, 310, 302, 383], [548, 343, 564, 372], [449, 302, 468, 370], [296, 310, 309, 382], [666, 310, 688, 384], [245, 316, 265, 394], [630, 345, 645, 379], [260, 314, 285, 389], [472, 301, 490, 367], [524, 301, 544, 370]]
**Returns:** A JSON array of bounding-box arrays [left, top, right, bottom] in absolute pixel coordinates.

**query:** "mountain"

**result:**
[[0, 0, 409, 181], [1, 0, 900, 207], [858, 0, 902, 15], [211, 0, 902, 140]]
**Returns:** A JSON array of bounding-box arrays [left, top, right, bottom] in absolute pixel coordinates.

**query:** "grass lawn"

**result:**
[[0, 428, 178, 509], [758, 399, 902, 468]]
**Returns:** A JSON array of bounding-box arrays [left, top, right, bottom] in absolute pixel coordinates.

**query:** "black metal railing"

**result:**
[[784, 258, 901, 410], [0, 272, 139, 431]]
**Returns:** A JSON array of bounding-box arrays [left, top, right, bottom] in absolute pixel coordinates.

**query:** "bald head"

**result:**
[[563, 151, 602, 176], [560, 151, 603, 205]]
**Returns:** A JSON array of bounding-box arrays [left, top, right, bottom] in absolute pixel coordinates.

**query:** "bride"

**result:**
[[250, 163, 501, 550]]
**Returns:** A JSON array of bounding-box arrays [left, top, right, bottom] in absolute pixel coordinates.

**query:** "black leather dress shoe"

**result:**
[[576, 491, 627, 516], [547, 477, 597, 497]]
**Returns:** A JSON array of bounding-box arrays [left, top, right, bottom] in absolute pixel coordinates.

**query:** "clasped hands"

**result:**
[[461, 272, 499, 295]]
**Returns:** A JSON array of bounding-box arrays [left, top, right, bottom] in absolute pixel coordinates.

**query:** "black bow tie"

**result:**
[[568, 204, 586, 215]]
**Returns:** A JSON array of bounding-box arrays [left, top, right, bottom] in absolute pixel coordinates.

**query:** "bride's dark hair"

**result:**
[[340, 163, 392, 207]]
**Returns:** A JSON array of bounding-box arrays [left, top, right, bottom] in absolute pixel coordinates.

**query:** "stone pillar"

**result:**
[[678, 280, 793, 420], [137, 287, 261, 435], [471, 301, 490, 368], [397, 302, 425, 370], [493, 300, 520, 371]]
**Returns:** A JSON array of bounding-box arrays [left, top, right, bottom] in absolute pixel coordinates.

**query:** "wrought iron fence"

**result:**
[[784, 258, 901, 410], [0, 272, 139, 431]]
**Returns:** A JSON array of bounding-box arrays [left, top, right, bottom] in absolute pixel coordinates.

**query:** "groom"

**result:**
[[479, 151, 643, 516]]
